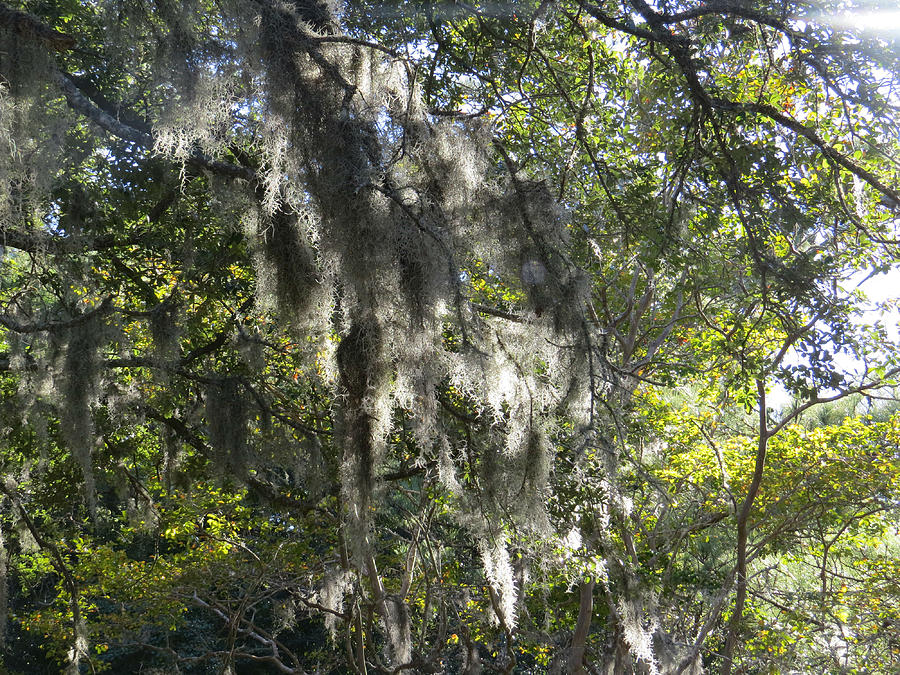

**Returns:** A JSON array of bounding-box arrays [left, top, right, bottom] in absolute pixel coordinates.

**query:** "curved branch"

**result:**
[[0, 296, 113, 334], [0, 3, 75, 52], [50, 70, 254, 180], [711, 99, 900, 206]]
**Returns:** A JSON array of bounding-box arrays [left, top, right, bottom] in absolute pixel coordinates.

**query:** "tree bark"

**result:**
[[569, 578, 595, 674], [720, 379, 769, 675]]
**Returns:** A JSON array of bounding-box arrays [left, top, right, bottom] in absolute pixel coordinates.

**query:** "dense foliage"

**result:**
[[1, 0, 899, 672]]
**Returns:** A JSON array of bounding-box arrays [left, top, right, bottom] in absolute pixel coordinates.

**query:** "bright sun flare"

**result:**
[[819, 9, 900, 32]]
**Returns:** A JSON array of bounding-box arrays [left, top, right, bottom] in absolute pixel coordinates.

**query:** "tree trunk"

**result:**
[[569, 578, 596, 674], [720, 379, 769, 675]]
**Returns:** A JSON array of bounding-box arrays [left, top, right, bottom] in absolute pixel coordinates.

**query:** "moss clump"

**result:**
[[205, 378, 248, 476], [60, 320, 101, 522]]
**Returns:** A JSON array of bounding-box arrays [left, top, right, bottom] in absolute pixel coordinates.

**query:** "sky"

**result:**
[[765, 3, 900, 409], [767, 266, 900, 411]]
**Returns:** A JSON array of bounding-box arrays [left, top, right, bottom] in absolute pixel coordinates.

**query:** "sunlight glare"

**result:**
[[813, 10, 900, 33]]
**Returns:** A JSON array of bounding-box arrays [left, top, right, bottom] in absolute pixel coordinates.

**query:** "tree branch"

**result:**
[[0, 296, 113, 334], [50, 70, 254, 180], [0, 3, 75, 52]]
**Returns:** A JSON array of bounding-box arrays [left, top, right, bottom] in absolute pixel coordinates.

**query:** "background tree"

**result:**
[[1, 0, 899, 673]]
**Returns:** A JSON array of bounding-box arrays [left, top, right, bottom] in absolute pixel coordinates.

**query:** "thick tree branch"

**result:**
[[50, 70, 254, 180], [0, 3, 74, 51], [0, 296, 113, 334], [711, 100, 900, 207], [591, 0, 900, 209]]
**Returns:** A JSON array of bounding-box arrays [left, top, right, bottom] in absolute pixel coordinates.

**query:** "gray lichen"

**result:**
[[205, 377, 248, 476]]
